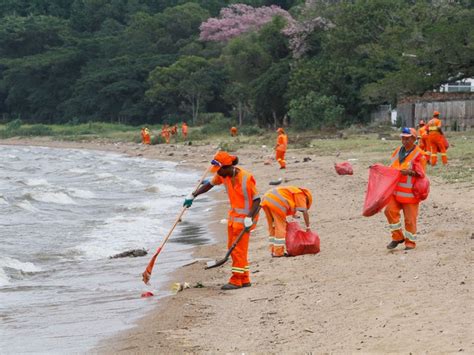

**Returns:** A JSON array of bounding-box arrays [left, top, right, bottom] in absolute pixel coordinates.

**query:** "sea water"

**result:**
[[0, 145, 216, 353]]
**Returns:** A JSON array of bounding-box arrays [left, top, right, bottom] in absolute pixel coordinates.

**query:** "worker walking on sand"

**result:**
[[181, 122, 188, 139], [417, 120, 429, 159], [161, 124, 170, 144], [427, 111, 448, 166], [230, 126, 238, 137], [141, 127, 151, 145], [260, 186, 312, 257], [385, 127, 427, 250], [275, 127, 288, 169], [183, 151, 260, 290]]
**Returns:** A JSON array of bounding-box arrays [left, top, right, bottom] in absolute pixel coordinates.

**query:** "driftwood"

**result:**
[[110, 248, 148, 259]]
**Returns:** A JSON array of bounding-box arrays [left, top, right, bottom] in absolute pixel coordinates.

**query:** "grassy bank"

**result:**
[[1, 121, 472, 184]]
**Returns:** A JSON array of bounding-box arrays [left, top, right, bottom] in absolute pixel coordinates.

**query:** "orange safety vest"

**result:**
[[212, 168, 259, 228], [417, 126, 427, 137], [276, 134, 288, 152], [261, 186, 309, 217], [390, 146, 425, 204], [182, 124, 188, 135], [427, 118, 442, 135]]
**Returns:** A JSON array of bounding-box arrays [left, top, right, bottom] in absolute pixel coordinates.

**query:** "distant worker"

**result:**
[[141, 127, 151, 145], [230, 126, 238, 137], [417, 120, 429, 158], [170, 124, 178, 136], [427, 111, 447, 166], [161, 124, 170, 144], [181, 122, 188, 139], [385, 127, 427, 250], [183, 152, 260, 290], [260, 186, 312, 257], [275, 127, 288, 169]]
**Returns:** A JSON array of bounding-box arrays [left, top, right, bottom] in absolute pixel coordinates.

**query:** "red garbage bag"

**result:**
[[335, 162, 354, 175], [362, 164, 401, 217], [413, 176, 430, 201], [285, 222, 320, 256], [441, 135, 450, 150]]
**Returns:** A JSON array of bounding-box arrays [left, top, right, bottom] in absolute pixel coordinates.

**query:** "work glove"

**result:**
[[183, 194, 195, 208], [244, 217, 253, 228]]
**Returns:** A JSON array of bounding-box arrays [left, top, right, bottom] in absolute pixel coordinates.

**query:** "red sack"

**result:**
[[286, 222, 320, 256], [335, 162, 354, 175], [442, 135, 449, 150], [362, 164, 401, 217], [413, 176, 430, 201]]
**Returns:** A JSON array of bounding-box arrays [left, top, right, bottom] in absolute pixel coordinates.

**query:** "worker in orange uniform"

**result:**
[[275, 127, 288, 169], [183, 152, 260, 290], [385, 127, 427, 250], [260, 186, 313, 257], [141, 127, 151, 145], [427, 111, 447, 166], [171, 124, 178, 136], [140, 128, 146, 144], [161, 124, 170, 144], [417, 120, 429, 159], [230, 126, 238, 137], [181, 122, 188, 139]]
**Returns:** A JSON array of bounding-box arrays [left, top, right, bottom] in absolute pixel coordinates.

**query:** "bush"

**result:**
[[239, 125, 264, 136], [20, 124, 53, 136], [6, 119, 22, 131], [289, 93, 344, 130], [196, 112, 226, 125], [201, 115, 234, 135]]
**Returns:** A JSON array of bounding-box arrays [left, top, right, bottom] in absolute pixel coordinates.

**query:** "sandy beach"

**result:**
[[2, 137, 472, 353]]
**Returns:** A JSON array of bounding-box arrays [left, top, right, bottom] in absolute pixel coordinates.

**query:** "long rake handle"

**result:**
[[142, 166, 211, 284]]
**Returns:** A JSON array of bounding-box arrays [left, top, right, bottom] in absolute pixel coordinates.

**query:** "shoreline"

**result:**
[[2, 137, 472, 353]]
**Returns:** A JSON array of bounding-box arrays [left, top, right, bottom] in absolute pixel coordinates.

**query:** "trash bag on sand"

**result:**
[[286, 222, 320, 256], [334, 162, 354, 175], [362, 164, 401, 217], [413, 176, 430, 201]]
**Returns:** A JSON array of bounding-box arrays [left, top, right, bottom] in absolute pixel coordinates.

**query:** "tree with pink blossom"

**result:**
[[199, 3, 294, 42]]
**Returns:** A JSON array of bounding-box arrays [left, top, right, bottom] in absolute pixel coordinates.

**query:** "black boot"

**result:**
[[386, 240, 404, 250]]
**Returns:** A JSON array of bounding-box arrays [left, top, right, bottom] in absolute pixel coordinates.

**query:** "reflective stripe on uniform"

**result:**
[[233, 208, 250, 214], [394, 191, 415, 198], [295, 207, 307, 212], [397, 175, 413, 188], [273, 237, 286, 245], [404, 231, 417, 241], [232, 267, 246, 274], [272, 189, 290, 209], [262, 195, 287, 214], [268, 236, 275, 244], [389, 222, 402, 231], [242, 174, 250, 212]]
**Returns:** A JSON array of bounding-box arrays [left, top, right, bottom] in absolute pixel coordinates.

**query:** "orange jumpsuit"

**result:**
[[181, 123, 188, 139], [276, 133, 288, 169], [141, 128, 146, 144], [384, 145, 426, 249], [260, 187, 311, 257], [161, 126, 170, 144], [427, 117, 447, 165], [417, 125, 429, 158], [211, 169, 259, 287], [230, 127, 238, 137]]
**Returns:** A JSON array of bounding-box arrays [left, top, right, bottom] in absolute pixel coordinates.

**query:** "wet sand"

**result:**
[[2, 137, 473, 353]]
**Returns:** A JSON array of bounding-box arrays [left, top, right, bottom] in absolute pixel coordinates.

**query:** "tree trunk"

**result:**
[[272, 110, 277, 128], [238, 101, 243, 126]]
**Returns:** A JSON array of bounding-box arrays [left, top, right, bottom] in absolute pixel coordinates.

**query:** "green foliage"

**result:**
[[200, 114, 233, 135], [288, 92, 344, 129], [239, 125, 265, 136], [0, 1, 471, 128]]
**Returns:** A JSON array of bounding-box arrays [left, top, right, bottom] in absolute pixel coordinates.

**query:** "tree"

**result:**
[[147, 56, 218, 124]]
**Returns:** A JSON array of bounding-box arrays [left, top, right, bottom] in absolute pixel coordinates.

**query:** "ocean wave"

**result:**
[[27, 192, 76, 205], [67, 188, 96, 199], [95, 173, 115, 179], [15, 200, 39, 212], [0, 195, 8, 205], [0, 256, 42, 273], [68, 168, 88, 175], [144, 185, 160, 193], [21, 178, 50, 187], [0, 268, 9, 286]]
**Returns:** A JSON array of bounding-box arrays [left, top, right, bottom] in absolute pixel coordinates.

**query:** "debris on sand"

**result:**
[[110, 248, 148, 259]]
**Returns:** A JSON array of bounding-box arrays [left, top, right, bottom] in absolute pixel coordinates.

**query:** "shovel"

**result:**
[[205, 227, 250, 269]]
